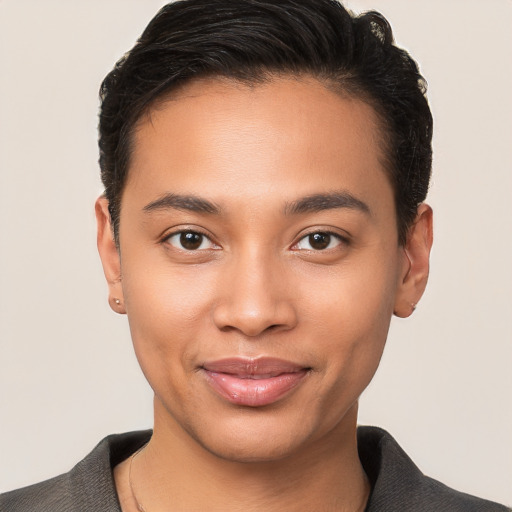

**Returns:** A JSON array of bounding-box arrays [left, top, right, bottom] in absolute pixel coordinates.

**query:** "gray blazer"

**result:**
[[1, 427, 509, 511]]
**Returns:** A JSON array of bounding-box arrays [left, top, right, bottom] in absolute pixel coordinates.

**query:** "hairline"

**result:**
[[114, 71, 399, 244]]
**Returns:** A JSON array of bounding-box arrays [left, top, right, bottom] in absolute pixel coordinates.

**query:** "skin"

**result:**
[[96, 76, 433, 511]]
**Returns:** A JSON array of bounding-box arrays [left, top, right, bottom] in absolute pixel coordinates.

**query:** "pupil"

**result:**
[[309, 233, 330, 250], [180, 232, 202, 250]]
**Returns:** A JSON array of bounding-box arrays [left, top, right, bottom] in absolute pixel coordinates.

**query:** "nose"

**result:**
[[212, 251, 298, 337]]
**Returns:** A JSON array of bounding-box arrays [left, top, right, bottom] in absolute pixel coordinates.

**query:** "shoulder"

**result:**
[[358, 426, 510, 512], [1, 473, 72, 512], [0, 431, 151, 512]]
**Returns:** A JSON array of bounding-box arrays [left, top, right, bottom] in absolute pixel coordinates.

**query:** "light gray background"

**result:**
[[1, 0, 511, 505]]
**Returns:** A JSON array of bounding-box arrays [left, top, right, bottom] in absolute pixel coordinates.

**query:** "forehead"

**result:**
[[126, 76, 392, 214]]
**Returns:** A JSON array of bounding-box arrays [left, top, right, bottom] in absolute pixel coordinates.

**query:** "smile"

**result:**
[[201, 357, 310, 407]]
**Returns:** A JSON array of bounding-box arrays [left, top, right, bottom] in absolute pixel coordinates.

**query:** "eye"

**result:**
[[165, 230, 217, 251], [294, 232, 343, 251]]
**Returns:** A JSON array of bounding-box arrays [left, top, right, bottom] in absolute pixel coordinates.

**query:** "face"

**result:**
[[97, 76, 431, 462]]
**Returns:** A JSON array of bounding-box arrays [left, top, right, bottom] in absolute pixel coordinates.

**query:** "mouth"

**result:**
[[201, 357, 310, 407]]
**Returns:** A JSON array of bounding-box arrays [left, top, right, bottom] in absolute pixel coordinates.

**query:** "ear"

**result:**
[[394, 203, 433, 318], [95, 196, 126, 314]]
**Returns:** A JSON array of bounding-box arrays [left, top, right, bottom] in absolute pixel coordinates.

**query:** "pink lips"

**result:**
[[202, 357, 309, 407]]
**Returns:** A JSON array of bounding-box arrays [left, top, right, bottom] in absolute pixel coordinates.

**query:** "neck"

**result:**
[[124, 400, 369, 512]]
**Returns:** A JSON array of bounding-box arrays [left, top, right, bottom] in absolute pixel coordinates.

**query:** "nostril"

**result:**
[[216, 321, 289, 337], [212, 296, 298, 337], [218, 325, 236, 333]]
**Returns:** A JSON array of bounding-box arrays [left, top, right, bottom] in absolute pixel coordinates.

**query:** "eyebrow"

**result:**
[[142, 191, 370, 217], [284, 191, 371, 216], [143, 193, 221, 214]]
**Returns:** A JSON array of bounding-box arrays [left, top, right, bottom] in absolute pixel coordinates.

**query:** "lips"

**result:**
[[202, 357, 309, 407]]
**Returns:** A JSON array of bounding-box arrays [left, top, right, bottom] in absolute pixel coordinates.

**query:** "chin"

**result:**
[[185, 408, 323, 464], [199, 432, 304, 464]]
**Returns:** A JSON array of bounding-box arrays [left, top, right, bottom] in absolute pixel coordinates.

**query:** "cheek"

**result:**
[[119, 257, 218, 384], [123, 246, 217, 323], [301, 250, 400, 383]]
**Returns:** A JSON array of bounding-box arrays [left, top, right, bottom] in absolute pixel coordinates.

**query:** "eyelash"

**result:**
[[163, 229, 218, 251], [292, 230, 348, 252], [163, 229, 348, 252]]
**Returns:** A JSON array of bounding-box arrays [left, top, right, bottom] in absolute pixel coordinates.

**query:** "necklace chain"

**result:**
[[127, 442, 368, 511], [128, 444, 148, 512]]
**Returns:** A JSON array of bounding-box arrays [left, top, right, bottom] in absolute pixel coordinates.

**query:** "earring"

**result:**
[[114, 298, 121, 305], [411, 302, 417, 312]]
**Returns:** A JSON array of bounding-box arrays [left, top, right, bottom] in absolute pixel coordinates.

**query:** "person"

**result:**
[[1, 0, 510, 510]]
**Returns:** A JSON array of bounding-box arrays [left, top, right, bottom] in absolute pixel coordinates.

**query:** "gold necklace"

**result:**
[[128, 444, 148, 512]]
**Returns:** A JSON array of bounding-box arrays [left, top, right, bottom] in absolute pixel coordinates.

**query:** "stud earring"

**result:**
[[114, 298, 121, 305], [411, 302, 417, 312]]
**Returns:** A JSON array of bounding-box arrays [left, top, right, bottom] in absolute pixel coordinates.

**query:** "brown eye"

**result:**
[[308, 233, 331, 250], [180, 232, 203, 250], [294, 231, 343, 251], [166, 231, 216, 251]]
